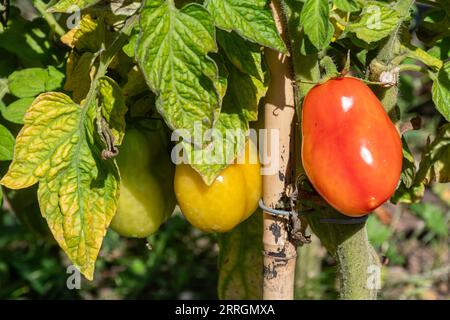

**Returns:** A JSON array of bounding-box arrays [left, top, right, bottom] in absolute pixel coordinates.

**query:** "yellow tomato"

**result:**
[[174, 140, 262, 233]]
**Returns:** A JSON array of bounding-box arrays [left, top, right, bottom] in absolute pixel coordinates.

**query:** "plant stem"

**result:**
[[83, 16, 138, 109], [102, 15, 138, 66], [262, 0, 297, 300], [398, 64, 428, 73], [401, 45, 443, 71], [336, 227, 380, 299], [368, 0, 416, 123], [305, 209, 380, 299], [33, 0, 65, 37]]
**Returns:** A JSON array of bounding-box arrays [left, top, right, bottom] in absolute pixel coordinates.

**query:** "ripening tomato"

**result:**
[[301, 77, 402, 217], [110, 125, 176, 238], [174, 140, 262, 233]]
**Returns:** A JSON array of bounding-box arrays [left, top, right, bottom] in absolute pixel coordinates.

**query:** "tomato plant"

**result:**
[[302, 77, 403, 216], [0, 0, 448, 302]]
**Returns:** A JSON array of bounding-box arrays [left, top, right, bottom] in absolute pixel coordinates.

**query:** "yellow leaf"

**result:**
[[64, 52, 95, 103], [98, 76, 128, 145], [61, 15, 101, 52], [1, 92, 119, 280]]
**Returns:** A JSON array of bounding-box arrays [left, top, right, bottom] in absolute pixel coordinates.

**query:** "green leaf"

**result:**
[[217, 30, 264, 81], [391, 183, 425, 204], [218, 212, 263, 299], [49, 0, 102, 12], [136, 0, 220, 134], [333, 0, 362, 12], [415, 124, 450, 184], [64, 52, 95, 103], [421, 7, 450, 35], [188, 61, 265, 185], [210, 53, 229, 102], [223, 63, 265, 123], [45, 66, 66, 92], [97, 77, 127, 146], [410, 203, 448, 237], [347, 1, 399, 43], [399, 137, 416, 188], [0, 93, 119, 280], [300, 0, 331, 50], [2, 97, 35, 124], [8, 68, 48, 98], [122, 32, 139, 58], [7, 66, 65, 99], [0, 9, 56, 66], [0, 124, 15, 161], [431, 61, 450, 121], [391, 137, 424, 204], [393, 125, 450, 204], [427, 38, 450, 61], [205, 0, 287, 53]]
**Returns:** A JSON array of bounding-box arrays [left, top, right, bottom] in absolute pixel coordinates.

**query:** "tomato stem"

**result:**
[[398, 64, 428, 73], [305, 209, 381, 299]]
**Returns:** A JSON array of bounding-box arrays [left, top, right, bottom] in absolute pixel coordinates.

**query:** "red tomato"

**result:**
[[301, 77, 402, 217]]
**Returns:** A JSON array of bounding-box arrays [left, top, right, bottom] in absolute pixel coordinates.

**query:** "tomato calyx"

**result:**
[[297, 53, 403, 89]]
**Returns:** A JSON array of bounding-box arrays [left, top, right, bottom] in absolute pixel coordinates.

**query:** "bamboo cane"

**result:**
[[262, 1, 297, 300]]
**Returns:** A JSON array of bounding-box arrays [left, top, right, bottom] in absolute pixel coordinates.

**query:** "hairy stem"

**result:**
[[336, 227, 380, 299], [305, 209, 381, 299], [369, 0, 416, 123]]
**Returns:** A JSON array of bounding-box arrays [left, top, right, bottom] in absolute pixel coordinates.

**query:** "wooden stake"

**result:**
[[262, 1, 297, 300]]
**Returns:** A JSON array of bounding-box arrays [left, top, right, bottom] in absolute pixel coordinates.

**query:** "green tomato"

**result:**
[[110, 124, 176, 238]]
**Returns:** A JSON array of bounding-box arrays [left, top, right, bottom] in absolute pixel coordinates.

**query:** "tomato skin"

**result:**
[[174, 141, 262, 233], [110, 127, 176, 238], [301, 77, 402, 217]]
